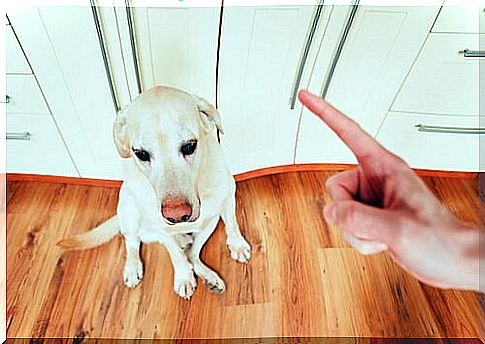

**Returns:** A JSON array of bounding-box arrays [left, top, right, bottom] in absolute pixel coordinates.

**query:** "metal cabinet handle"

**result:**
[[90, 0, 120, 112], [460, 49, 485, 58], [415, 124, 485, 134], [321, 0, 359, 99], [125, 0, 142, 95], [6, 95, 11, 104], [6, 132, 32, 140], [289, 1, 325, 109]]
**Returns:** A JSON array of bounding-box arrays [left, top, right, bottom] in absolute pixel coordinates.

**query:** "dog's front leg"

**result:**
[[221, 194, 251, 263], [158, 233, 197, 299], [123, 235, 144, 288], [187, 216, 225, 293], [118, 191, 144, 288]]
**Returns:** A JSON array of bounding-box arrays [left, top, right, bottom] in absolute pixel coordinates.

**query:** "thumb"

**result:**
[[323, 200, 397, 244]]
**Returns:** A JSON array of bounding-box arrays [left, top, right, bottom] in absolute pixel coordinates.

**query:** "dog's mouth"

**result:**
[[165, 216, 197, 225]]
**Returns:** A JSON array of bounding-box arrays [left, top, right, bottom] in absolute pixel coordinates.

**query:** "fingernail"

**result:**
[[323, 204, 337, 223]]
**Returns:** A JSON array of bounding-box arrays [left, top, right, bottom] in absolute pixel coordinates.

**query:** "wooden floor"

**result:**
[[6, 171, 484, 340]]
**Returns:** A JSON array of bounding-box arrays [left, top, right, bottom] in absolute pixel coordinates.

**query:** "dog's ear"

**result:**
[[113, 107, 131, 158], [192, 94, 224, 135]]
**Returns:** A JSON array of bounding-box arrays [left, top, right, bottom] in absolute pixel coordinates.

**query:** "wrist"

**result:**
[[452, 225, 480, 291]]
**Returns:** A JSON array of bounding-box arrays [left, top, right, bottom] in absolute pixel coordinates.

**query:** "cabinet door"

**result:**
[[7, 114, 78, 176], [391, 33, 480, 116], [376, 112, 480, 172], [219, 5, 314, 174], [9, 6, 122, 179], [296, 6, 440, 164], [130, 5, 221, 103]]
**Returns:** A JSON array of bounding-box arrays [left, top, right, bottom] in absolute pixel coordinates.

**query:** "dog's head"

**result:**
[[113, 86, 223, 225]]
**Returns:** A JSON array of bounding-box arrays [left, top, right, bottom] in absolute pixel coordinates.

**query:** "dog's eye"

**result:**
[[133, 148, 151, 162], [181, 141, 197, 156]]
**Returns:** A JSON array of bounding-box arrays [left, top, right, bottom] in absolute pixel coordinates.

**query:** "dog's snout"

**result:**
[[161, 198, 193, 224]]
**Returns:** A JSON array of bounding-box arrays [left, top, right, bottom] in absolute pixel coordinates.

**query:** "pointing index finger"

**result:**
[[298, 90, 386, 162]]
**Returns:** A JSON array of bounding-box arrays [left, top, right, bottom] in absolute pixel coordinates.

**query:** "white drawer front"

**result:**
[[432, 4, 482, 34], [392, 33, 479, 116], [6, 75, 49, 114], [377, 112, 480, 172], [7, 114, 78, 176], [6, 25, 31, 74]]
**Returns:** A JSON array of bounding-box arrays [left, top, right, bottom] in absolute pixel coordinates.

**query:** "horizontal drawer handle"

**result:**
[[6, 131, 32, 140], [415, 124, 485, 134], [460, 49, 485, 58]]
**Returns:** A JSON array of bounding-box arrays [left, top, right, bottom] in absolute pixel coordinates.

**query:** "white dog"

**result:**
[[58, 86, 251, 299]]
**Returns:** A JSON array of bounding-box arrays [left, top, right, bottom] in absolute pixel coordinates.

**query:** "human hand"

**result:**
[[298, 90, 480, 291]]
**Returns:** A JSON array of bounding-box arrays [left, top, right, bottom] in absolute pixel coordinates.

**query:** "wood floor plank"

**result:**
[[422, 177, 480, 226], [5, 180, 19, 207], [7, 182, 68, 335], [6, 172, 483, 339], [418, 284, 482, 337], [316, 248, 480, 337]]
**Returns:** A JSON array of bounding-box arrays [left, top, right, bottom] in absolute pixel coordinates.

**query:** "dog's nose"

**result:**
[[161, 198, 193, 224]]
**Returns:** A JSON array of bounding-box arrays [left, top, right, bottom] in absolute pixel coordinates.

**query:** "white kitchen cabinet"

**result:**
[[95, 3, 320, 176], [6, 14, 78, 177], [9, 6, 123, 179], [8, 4, 222, 179], [380, 5, 482, 173], [295, 5, 358, 165], [376, 112, 480, 172], [8, 4, 478, 179], [391, 33, 480, 117], [296, 6, 441, 164], [131, 5, 221, 103], [218, 5, 315, 174], [7, 114, 78, 176]]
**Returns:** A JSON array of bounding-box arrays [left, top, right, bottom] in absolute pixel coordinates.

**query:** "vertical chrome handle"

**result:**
[[289, 1, 325, 109], [461, 49, 485, 58], [125, 0, 142, 95], [90, 0, 121, 112], [6, 132, 32, 140], [415, 124, 485, 134], [321, 0, 359, 99]]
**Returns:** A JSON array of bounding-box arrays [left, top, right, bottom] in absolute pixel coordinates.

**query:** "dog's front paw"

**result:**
[[201, 271, 226, 294], [227, 235, 251, 263], [124, 259, 143, 288], [174, 267, 197, 299]]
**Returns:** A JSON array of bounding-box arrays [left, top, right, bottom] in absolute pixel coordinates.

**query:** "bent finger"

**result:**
[[326, 169, 359, 202], [323, 200, 399, 244]]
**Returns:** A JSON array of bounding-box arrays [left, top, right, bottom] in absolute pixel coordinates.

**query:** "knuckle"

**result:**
[[337, 202, 355, 227], [325, 175, 338, 189], [388, 152, 410, 169]]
